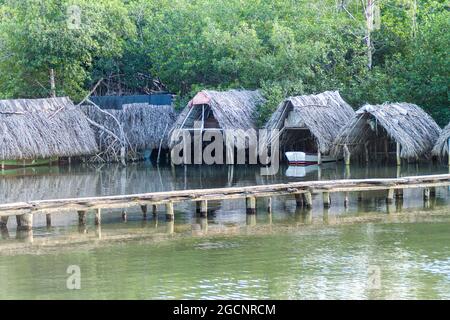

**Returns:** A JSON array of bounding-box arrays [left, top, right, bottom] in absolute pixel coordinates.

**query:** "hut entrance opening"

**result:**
[[348, 114, 402, 163], [181, 104, 221, 130], [278, 103, 318, 154]]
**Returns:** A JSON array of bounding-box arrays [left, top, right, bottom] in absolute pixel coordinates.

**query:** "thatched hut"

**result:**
[[264, 91, 355, 158], [82, 103, 176, 162], [169, 89, 265, 148], [432, 122, 450, 165], [0, 97, 98, 168], [332, 103, 441, 164]]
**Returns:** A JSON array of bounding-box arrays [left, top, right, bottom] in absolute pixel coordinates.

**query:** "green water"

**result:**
[[0, 163, 450, 299]]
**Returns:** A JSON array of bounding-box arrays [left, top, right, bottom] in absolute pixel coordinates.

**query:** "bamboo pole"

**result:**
[[396, 142, 401, 166], [95, 208, 101, 225]]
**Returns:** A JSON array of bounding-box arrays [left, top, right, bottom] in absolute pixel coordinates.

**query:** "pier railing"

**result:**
[[1, 174, 449, 230]]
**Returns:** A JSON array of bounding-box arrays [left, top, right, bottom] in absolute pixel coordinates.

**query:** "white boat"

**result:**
[[285, 151, 338, 166]]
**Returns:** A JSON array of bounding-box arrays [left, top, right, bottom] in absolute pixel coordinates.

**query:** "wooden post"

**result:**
[[267, 197, 272, 213], [395, 188, 404, 199], [17, 213, 33, 231], [246, 197, 256, 215], [95, 208, 101, 225], [358, 192, 363, 202], [396, 142, 401, 166], [166, 202, 174, 221], [0, 216, 8, 227], [199, 200, 208, 217], [423, 188, 430, 201], [141, 205, 148, 219], [46, 214, 51, 227], [246, 214, 256, 226], [344, 192, 349, 208], [384, 138, 389, 161], [323, 192, 331, 208], [364, 142, 369, 163], [295, 194, 303, 208], [122, 210, 127, 222], [344, 144, 351, 166], [78, 210, 87, 225], [302, 192, 313, 208], [386, 188, 394, 204], [152, 204, 157, 217], [166, 220, 174, 234], [430, 187, 436, 198]]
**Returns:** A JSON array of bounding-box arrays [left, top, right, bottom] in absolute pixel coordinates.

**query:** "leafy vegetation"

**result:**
[[0, 0, 448, 125]]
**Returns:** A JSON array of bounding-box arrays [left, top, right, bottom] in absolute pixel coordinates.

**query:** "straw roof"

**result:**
[[264, 91, 355, 154], [0, 97, 98, 161], [82, 103, 177, 152], [432, 122, 450, 157], [170, 89, 265, 146], [332, 103, 441, 159]]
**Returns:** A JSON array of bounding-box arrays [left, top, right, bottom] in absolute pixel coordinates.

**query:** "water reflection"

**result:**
[[0, 162, 449, 299]]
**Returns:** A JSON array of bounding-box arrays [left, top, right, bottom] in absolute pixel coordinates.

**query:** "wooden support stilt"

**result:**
[[77, 210, 87, 225], [267, 197, 272, 213], [396, 142, 401, 166], [141, 205, 148, 219], [395, 188, 404, 199], [357, 192, 363, 202], [386, 188, 394, 204], [0, 216, 8, 227], [246, 197, 256, 215], [95, 208, 101, 225], [46, 214, 51, 227], [166, 220, 174, 234], [323, 192, 331, 208], [17, 213, 33, 231], [302, 192, 313, 208], [121, 210, 127, 222], [364, 142, 369, 163], [295, 194, 303, 208], [165, 202, 174, 221], [430, 187, 436, 198], [246, 214, 256, 226], [344, 144, 351, 166], [384, 138, 389, 161], [152, 204, 157, 217], [423, 188, 430, 201], [199, 200, 208, 217], [344, 192, 349, 208]]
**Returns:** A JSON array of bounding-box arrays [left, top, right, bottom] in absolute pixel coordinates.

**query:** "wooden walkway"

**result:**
[[1, 174, 449, 230]]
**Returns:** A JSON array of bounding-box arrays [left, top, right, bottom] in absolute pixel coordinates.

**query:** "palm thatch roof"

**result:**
[[169, 89, 265, 147], [82, 103, 177, 153], [0, 97, 98, 161], [264, 91, 355, 154], [332, 103, 441, 159], [432, 122, 450, 157]]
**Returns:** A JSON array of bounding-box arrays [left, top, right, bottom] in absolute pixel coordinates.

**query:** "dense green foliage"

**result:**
[[0, 0, 448, 125]]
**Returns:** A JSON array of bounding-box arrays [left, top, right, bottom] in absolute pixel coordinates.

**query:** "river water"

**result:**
[[0, 162, 449, 299]]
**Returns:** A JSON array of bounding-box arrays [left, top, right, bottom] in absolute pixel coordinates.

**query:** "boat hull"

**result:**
[[1, 157, 58, 169], [285, 152, 337, 166]]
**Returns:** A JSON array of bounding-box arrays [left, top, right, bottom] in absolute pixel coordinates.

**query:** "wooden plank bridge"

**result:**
[[1, 174, 449, 231]]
